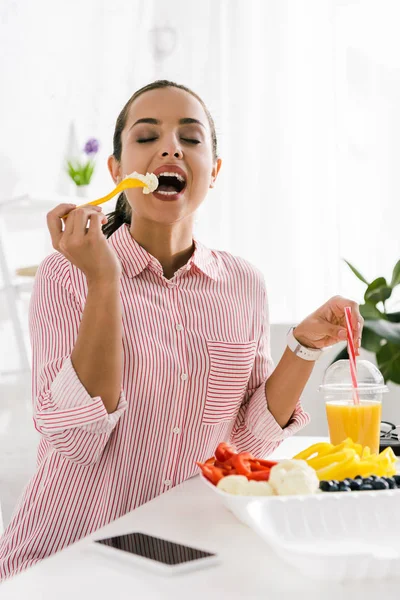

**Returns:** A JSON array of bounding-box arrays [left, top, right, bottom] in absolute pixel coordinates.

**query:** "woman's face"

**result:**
[[108, 87, 221, 225]]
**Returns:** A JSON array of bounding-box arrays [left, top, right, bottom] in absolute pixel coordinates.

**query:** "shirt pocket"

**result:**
[[202, 339, 257, 425]]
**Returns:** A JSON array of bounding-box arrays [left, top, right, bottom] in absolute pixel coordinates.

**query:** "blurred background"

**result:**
[[1, 0, 400, 526]]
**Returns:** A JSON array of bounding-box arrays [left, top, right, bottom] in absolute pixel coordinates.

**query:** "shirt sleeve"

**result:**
[[230, 278, 310, 457], [29, 253, 128, 466]]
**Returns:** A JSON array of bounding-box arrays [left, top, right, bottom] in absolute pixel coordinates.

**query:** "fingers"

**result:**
[[344, 300, 363, 356], [331, 296, 364, 356], [64, 205, 103, 236], [47, 203, 77, 249], [325, 323, 348, 342], [86, 211, 108, 237]]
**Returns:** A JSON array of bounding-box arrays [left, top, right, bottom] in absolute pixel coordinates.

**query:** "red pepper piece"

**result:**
[[196, 462, 226, 485], [228, 452, 253, 476], [250, 462, 267, 472], [205, 457, 215, 466], [214, 460, 234, 471], [246, 469, 271, 481], [256, 458, 278, 468], [215, 442, 236, 463]]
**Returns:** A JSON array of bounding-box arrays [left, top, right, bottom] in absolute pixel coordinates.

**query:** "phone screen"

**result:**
[[94, 532, 216, 566]]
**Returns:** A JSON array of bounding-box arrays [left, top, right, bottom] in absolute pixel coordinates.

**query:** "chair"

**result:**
[[0, 193, 74, 377]]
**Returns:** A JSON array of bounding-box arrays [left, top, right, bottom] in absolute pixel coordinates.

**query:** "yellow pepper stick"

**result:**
[[307, 440, 359, 470], [380, 446, 397, 463], [308, 448, 356, 471], [316, 449, 358, 481], [362, 446, 371, 460], [328, 438, 356, 453], [293, 442, 334, 462], [61, 176, 156, 220], [347, 457, 394, 479], [353, 443, 363, 457]]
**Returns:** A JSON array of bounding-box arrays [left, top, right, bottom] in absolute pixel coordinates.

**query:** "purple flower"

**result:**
[[84, 138, 99, 155]]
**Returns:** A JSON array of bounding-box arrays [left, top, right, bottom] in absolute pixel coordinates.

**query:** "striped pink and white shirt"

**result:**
[[0, 223, 309, 580]]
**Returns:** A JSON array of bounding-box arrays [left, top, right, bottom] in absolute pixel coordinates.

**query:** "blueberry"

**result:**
[[349, 479, 362, 491], [369, 475, 380, 481], [319, 481, 333, 492], [373, 479, 389, 490], [354, 475, 363, 480], [393, 475, 400, 487], [343, 478, 353, 486], [360, 484, 374, 491], [331, 480, 340, 487], [383, 477, 396, 489], [338, 482, 351, 492], [330, 483, 339, 492], [363, 477, 375, 485]]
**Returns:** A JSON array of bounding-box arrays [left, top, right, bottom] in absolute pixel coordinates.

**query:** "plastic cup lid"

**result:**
[[319, 359, 389, 395]]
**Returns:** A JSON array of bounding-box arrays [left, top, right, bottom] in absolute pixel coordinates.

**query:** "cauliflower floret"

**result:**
[[240, 480, 275, 496], [269, 460, 319, 496], [124, 172, 158, 194], [217, 475, 275, 496], [217, 475, 248, 495]]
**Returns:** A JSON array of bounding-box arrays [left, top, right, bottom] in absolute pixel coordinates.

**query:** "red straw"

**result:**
[[344, 306, 360, 405]]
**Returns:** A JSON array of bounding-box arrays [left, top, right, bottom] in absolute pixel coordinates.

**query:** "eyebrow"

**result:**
[[130, 117, 205, 130]]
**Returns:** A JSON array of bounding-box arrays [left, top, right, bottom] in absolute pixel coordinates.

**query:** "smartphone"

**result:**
[[91, 532, 220, 575]]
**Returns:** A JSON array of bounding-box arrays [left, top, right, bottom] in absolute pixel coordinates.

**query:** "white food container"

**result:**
[[201, 475, 400, 581]]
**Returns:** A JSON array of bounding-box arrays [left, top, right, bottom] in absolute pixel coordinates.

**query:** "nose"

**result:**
[[160, 137, 183, 160], [161, 150, 183, 158], [161, 149, 183, 159]]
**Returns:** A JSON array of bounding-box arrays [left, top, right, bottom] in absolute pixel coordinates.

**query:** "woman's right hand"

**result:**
[[47, 203, 122, 285]]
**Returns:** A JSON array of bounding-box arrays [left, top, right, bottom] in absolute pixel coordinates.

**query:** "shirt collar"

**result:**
[[108, 224, 218, 281]]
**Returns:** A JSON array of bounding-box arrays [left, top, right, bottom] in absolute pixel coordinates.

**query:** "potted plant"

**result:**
[[332, 259, 400, 384], [66, 137, 100, 196]]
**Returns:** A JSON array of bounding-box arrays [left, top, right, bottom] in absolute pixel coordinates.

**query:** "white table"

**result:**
[[2, 436, 399, 600]]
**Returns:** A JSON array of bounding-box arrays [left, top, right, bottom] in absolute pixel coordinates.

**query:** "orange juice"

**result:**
[[326, 400, 382, 455]]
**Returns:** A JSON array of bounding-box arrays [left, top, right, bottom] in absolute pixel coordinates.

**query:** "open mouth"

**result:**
[[156, 172, 187, 196]]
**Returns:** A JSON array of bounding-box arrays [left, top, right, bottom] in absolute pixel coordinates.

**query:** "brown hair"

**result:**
[[102, 80, 218, 238]]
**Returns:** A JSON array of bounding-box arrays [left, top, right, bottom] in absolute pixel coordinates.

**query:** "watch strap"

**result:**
[[286, 327, 323, 362]]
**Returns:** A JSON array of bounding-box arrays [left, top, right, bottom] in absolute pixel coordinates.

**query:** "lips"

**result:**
[[153, 164, 188, 181]]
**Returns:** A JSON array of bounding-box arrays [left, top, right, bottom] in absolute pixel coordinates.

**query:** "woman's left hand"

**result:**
[[293, 296, 364, 355]]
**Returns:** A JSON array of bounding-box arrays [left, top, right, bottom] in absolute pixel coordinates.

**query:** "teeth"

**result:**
[[157, 171, 185, 183], [157, 190, 178, 196]]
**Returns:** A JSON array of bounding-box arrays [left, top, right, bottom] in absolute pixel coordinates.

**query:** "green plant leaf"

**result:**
[[377, 342, 400, 384], [386, 312, 400, 323], [343, 260, 370, 285], [364, 278, 392, 305], [79, 160, 94, 185], [361, 326, 384, 353], [390, 260, 400, 288], [359, 303, 383, 320], [330, 345, 349, 365], [364, 319, 400, 345]]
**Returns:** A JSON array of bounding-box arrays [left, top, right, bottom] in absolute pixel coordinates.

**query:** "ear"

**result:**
[[209, 158, 222, 189], [107, 155, 122, 184]]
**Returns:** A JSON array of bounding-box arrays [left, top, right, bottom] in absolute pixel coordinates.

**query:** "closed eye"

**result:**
[[136, 137, 200, 145], [137, 138, 158, 143]]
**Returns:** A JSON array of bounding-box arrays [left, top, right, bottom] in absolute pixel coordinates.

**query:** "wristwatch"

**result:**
[[286, 327, 323, 362]]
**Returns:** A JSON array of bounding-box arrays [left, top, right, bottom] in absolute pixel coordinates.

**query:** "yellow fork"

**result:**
[[61, 177, 150, 219]]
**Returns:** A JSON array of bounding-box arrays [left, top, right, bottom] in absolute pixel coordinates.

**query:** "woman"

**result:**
[[0, 80, 362, 580]]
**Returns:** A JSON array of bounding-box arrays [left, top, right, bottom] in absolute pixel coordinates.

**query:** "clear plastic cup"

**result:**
[[319, 360, 388, 454]]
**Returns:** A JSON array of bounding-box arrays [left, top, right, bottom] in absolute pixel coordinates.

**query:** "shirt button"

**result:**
[[176, 324, 183, 332], [172, 427, 181, 435], [181, 373, 188, 381], [163, 479, 172, 487]]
